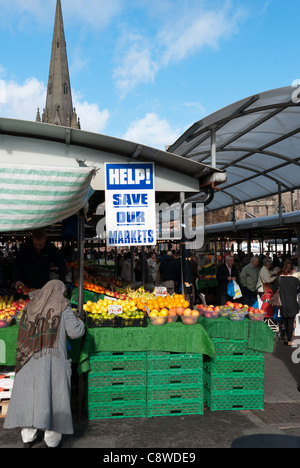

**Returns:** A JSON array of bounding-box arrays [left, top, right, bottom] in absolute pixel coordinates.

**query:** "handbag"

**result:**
[[269, 277, 282, 308]]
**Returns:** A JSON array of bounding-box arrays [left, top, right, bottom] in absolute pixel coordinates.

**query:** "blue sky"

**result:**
[[0, 0, 299, 150]]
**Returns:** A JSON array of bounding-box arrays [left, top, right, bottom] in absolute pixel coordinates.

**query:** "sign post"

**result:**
[[105, 163, 156, 248]]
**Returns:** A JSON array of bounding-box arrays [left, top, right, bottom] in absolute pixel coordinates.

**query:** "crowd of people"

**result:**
[[216, 250, 300, 347]]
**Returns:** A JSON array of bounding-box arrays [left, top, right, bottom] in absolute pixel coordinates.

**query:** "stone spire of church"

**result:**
[[37, 0, 80, 129]]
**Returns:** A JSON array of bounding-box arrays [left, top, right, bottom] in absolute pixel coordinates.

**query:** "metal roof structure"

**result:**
[[0, 117, 224, 193], [168, 86, 300, 212], [0, 117, 226, 237], [205, 210, 300, 238]]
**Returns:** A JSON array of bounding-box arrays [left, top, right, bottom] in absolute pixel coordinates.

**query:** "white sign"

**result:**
[[108, 305, 123, 315], [155, 287, 167, 297], [105, 163, 156, 247]]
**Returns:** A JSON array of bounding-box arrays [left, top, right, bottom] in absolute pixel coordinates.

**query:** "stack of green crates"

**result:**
[[146, 352, 204, 417], [86, 352, 147, 420], [203, 338, 265, 411]]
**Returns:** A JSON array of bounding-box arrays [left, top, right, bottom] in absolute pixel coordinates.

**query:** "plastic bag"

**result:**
[[227, 280, 234, 297], [227, 280, 242, 299]]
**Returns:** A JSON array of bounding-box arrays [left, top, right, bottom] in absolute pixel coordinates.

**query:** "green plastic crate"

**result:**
[[204, 355, 264, 375], [86, 384, 147, 404], [203, 371, 264, 393], [147, 352, 203, 372], [204, 388, 264, 411], [212, 338, 261, 357], [147, 383, 203, 401], [87, 370, 147, 388], [147, 398, 204, 417], [89, 352, 147, 373], [86, 400, 147, 420], [147, 369, 203, 387]]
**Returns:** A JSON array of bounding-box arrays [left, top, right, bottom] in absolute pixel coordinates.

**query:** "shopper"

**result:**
[[272, 264, 300, 346], [4, 280, 85, 448], [147, 252, 157, 283], [159, 251, 180, 295], [13, 228, 66, 290], [240, 256, 259, 307], [216, 255, 240, 305], [120, 252, 134, 282], [257, 257, 279, 295]]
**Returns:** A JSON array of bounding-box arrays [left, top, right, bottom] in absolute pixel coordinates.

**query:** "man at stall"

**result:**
[[159, 251, 181, 295], [240, 255, 260, 307], [13, 228, 66, 290], [216, 255, 240, 305]]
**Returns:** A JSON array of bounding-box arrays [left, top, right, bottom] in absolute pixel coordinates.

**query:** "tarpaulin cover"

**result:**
[[0, 163, 95, 232]]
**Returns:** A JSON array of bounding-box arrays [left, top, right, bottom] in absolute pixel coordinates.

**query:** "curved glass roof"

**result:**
[[168, 86, 300, 211]]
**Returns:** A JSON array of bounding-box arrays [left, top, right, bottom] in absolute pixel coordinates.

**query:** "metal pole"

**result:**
[[211, 127, 217, 169], [77, 209, 85, 319], [180, 192, 186, 297], [297, 227, 300, 272]]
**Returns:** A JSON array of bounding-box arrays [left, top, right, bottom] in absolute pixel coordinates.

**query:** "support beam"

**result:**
[[211, 127, 217, 169], [77, 209, 85, 319]]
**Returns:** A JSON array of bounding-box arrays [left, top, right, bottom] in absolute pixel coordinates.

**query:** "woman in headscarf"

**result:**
[[4, 280, 85, 448]]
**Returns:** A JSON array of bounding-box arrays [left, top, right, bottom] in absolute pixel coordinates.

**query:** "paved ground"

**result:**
[[1, 335, 300, 449]]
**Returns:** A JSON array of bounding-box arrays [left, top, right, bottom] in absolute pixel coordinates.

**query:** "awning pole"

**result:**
[[180, 192, 187, 297], [211, 127, 217, 168], [78, 209, 85, 319], [297, 227, 300, 271]]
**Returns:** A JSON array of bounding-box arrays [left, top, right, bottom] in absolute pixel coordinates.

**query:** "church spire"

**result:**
[[40, 0, 80, 129]]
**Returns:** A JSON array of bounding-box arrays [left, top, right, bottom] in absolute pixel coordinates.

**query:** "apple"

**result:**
[[168, 308, 177, 316], [176, 306, 185, 316], [0, 320, 7, 328], [191, 310, 200, 316], [183, 308, 192, 316]]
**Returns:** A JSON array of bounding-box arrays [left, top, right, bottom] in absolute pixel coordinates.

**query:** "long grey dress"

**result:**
[[4, 305, 85, 434]]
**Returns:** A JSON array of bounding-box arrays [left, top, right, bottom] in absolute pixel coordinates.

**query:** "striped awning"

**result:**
[[0, 163, 96, 232]]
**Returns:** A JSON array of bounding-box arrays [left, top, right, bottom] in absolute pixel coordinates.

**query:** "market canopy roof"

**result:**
[[0, 117, 225, 194], [168, 86, 300, 211], [0, 163, 95, 232]]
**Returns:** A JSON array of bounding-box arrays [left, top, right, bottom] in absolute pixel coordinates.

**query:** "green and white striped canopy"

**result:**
[[0, 163, 96, 232]]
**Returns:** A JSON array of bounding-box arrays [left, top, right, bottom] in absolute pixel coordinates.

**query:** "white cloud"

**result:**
[[122, 113, 182, 150], [0, 71, 109, 134], [184, 102, 206, 115], [73, 92, 110, 134], [113, 33, 159, 97], [0, 76, 46, 121], [113, 1, 247, 95]]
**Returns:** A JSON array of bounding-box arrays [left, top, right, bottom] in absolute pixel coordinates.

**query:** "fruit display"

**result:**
[[15, 284, 36, 296], [0, 296, 30, 328], [85, 297, 147, 328], [248, 308, 266, 322], [181, 309, 201, 325], [197, 304, 221, 318], [196, 301, 267, 322]]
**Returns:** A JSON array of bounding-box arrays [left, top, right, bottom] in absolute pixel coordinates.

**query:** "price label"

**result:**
[[155, 287, 167, 297], [108, 305, 123, 315]]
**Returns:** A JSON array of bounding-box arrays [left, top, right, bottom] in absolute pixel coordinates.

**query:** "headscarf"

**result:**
[[16, 280, 70, 373]]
